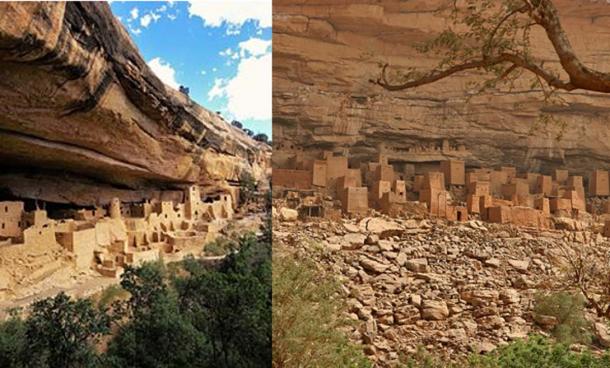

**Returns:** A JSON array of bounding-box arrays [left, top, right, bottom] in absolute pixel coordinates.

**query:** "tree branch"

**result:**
[[485, 4, 530, 54], [371, 52, 576, 92], [373, 0, 610, 94]]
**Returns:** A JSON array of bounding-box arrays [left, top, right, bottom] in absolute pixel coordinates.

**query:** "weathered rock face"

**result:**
[[0, 2, 269, 205], [273, 0, 610, 176]]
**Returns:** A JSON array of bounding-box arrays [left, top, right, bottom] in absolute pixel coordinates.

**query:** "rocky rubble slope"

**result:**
[[0, 2, 269, 205], [273, 0, 610, 175], [274, 210, 610, 366]]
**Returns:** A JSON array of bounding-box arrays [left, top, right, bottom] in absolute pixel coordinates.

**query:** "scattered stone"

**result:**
[[595, 322, 610, 347], [279, 207, 298, 222], [421, 299, 449, 320], [395, 252, 407, 266], [508, 259, 530, 273], [360, 218, 402, 237], [406, 258, 428, 273], [360, 257, 389, 274], [343, 233, 366, 249], [344, 223, 360, 233], [484, 258, 501, 267], [534, 314, 558, 329], [274, 202, 610, 363], [475, 341, 497, 354]]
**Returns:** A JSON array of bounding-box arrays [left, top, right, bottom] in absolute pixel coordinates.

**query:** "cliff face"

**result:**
[[273, 0, 610, 176], [0, 2, 269, 205]]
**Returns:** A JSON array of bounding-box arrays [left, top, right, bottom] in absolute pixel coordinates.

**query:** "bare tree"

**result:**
[[371, 0, 610, 98], [557, 243, 610, 318]]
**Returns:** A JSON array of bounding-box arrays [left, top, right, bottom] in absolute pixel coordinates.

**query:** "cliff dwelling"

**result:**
[[0, 2, 271, 304], [0, 185, 237, 300]]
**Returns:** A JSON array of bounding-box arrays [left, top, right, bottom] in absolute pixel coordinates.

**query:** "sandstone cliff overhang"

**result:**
[[0, 2, 269, 204]]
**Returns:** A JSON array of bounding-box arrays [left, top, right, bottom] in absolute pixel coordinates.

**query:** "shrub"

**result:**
[[204, 236, 238, 256], [272, 253, 371, 368], [98, 284, 129, 308], [471, 335, 610, 368], [399, 336, 610, 368], [253, 133, 269, 143], [239, 171, 257, 205], [533, 292, 591, 345]]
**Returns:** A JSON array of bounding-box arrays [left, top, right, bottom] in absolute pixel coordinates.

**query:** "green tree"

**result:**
[[176, 232, 272, 367], [25, 292, 111, 368], [0, 313, 26, 368], [105, 291, 208, 368], [119, 261, 166, 317], [105, 261, 209, 368]]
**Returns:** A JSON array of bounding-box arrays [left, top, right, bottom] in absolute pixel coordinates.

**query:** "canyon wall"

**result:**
[[273, 0, 610, 177], [0, 2, 269, 205]]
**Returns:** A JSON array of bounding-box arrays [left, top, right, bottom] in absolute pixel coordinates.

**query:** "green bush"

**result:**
[[239, 171, 257, 205], [400, 336, 610, 368], [471, 335, 610, 368], [204, 236, 238, 256], [534, 292, 591, 345], [272, 253, 371, 368], [401, 346, 454, 368], [97, 284, 129, 308]]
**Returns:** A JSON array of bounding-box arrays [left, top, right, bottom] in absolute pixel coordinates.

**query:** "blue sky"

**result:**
[[109, 1, 271, 137]]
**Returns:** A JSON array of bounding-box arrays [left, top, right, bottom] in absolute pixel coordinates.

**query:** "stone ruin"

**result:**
[[273, 145, 610, 232], [0, 185, 234, 299]]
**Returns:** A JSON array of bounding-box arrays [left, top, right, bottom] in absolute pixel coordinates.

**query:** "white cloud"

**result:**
[[141, 12, 161, 27], [207, 51, 271, 121], [130, 7, 139, 20], [131, 28, 142, 35], [187, 0, 271, 33], [208, 78, 225, 100], [168, 14, 177, 21], [238, 38, 271, 57], [219, 48, 233, 57], [148, 57, 179, 90], [141, 14, 153, 27]]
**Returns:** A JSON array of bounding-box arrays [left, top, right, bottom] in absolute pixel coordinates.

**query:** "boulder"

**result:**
[[421, 300, 449, 321], [360, 257, 389, 274], [279, 208, 298, 222], [594, 322, 610, 348], [406, 258, 428, 273]]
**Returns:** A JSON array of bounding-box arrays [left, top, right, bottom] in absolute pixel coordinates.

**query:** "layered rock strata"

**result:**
[[0, 2, 269, 205], [273, 0, 610, 175]]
